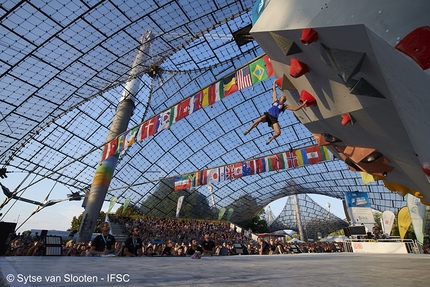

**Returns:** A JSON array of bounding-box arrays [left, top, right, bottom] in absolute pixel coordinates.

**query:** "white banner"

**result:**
[[344, 192, 375, 226], [351, 242, 407, 254], [407, 194, 426, 244], [176, 196, 185, 219], [381, 210, 395, 237]]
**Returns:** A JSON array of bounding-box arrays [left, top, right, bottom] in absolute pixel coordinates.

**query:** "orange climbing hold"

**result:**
[[290, 58, 310, 78], [341, 113, 352, 126], [300, 28, 318, 45], [299, 90, 316, 107]]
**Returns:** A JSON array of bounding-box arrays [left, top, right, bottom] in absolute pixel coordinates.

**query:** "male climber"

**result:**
[[243, 80, 307, 145]]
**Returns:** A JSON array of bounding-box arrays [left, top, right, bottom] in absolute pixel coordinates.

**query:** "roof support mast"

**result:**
[[77, 31, 153, 243]]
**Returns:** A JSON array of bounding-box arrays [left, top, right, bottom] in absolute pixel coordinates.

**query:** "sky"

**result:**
[[0, 171, 345, 233]]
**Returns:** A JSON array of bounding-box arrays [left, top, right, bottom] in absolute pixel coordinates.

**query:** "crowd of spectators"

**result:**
[[7, 216, 428, 257]]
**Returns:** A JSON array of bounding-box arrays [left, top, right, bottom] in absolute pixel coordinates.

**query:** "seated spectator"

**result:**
[[89, 222, 116, 256], [123, 227, 142, 257], [187, 238, 204, 256]]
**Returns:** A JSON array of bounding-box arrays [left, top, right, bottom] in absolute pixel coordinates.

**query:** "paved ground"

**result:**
[[1, 253, 429, 287]]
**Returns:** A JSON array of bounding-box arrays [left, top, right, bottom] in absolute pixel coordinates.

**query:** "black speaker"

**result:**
[[0, 222, 17, 256], [349, 226, 366, 235], [233, 243, 243, 255]]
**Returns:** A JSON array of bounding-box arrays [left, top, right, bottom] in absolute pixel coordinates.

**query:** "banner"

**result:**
[[398, 206, 412, 241], [176, 196, 185, 219], [226, 207, 234, 221], [218, 207, 227, 221], [407, 194, 426, 244], [381, 210, 395, 237], [122, 197, 131, 215], [344, 192, 375, 231], [174, 146, 333, 191], [107, 196, 118, 214]]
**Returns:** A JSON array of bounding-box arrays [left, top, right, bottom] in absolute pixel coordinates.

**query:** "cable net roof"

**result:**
[[0, 0, 405, 225], [268, 194, 349, 240]]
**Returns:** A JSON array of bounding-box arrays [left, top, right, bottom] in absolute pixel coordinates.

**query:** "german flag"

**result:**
[[223, 73, 238, 97]]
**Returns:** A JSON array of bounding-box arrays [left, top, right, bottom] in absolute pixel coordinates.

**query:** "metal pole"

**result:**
[[77, 31, 153, 243], [293, 194, 304, 241]]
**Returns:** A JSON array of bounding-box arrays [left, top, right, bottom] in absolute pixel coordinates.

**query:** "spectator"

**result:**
[[200, 232, 215, 256], [123, 227, 142, 257], [89, 222, 116, 256]]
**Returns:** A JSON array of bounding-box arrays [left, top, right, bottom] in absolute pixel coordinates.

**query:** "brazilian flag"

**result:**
[[249, 57, 269, 85]]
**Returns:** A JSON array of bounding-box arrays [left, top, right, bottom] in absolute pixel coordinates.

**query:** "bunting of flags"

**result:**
[[174, 145, 333, 191], [100, 54, 275, 161]]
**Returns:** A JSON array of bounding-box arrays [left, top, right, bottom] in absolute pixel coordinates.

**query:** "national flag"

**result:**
[[169, 105, 178, 125], [101, 139, 118, 160], [136, 123, 144, 142], [263, 55, 274, 77], [306, 146, 324, 164], [189, 172, 201, 188], [225, 163, 242, 180], [242, 160, 256, 176], [201, 87, 210, 108], [295, 148, 308, 166], [223, 73, 238, 97], [121, 131, 130, 152], [214, 81, 224, 103], [249, 57, 269, 85], [199, 170, 208, 186], [285, 151, 298, 168], [117, 134, 125, 153], [207, 167, 225, 185], [320, 146, 332, 160], [192, 92, 202, 112], [265, 154, 281, 171], [175, 97, 191, 122], [278, 153, 287, 169], [233, 162, 243, 178], [225, 165, 235, 180], [236, 66, 253, 90], [125, 126, 139, 148], [207, 84, 217, 106], [174, 174, 191, 191], [255, 158, 266, 174], [157, 109, 171, 133], [140, 116, 158, 140]]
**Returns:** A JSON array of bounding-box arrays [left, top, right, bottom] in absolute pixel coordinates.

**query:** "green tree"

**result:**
[[227, 194, 260, 226], [140, 178, 215, 219], [68, 211, 106, 233], [245, 209, 268, 233], [114, 204, 143, 217]]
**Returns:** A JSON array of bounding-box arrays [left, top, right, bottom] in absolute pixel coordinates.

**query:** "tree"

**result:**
[[140, 178, 215, 219], [227, 194, 261, 226], [245, 209, 268, 233], [68, 211, 106, 233], [114, 204, 143, 217]]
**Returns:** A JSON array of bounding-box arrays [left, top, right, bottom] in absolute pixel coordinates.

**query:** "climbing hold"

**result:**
[[300, 28, 318, 45], [290, 59, 310, 78], [299, 90, 316, 107]]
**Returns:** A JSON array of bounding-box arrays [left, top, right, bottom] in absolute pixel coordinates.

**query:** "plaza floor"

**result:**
[[1, 253, 429, 287]]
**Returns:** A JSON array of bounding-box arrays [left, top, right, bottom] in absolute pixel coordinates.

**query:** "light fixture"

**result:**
[[322, 133, 341, 143], [360, 151, 383, 163]]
